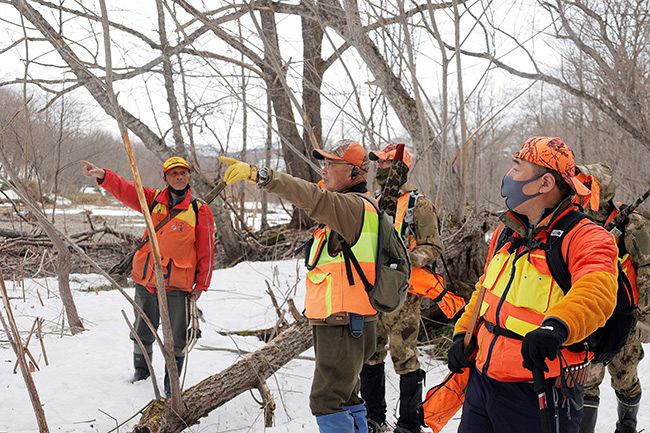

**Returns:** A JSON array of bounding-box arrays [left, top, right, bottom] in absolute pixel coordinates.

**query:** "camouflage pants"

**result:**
[[367, 294, 421, 375], [584, 326, 644, 400]]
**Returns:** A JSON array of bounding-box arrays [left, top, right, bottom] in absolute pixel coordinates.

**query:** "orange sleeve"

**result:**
[[453, 224, 505, 335], [546, 220, 618, 344]]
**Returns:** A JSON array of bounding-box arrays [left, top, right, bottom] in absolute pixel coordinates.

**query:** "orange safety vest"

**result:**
[[304, 199, 379, 319], [131, 193, 202, 292], [474, 226, 588, 382], [394, 191, 465, 318]]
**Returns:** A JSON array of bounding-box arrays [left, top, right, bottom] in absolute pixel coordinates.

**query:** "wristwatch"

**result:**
[[257, 167, 271, 185]]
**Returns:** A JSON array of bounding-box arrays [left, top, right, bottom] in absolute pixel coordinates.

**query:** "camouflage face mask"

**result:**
[[375, 167, 391, 186], [376, 166, 408, 187]]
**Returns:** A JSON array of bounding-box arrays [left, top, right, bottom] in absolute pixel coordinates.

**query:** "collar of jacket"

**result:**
[[342, 181, 368, 194], [499, 196, 576, 238], [155, 187, 193, 210]]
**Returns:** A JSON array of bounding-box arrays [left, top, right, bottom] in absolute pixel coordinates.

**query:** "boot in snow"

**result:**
[[131, 352, 151, 383], [579, 396, 599, 433], [361, 363, 387, 426], [395, 369, 425, 433], [614, 392, 641, 433], [368, 420, 392, 433], [164, 356, 185, 397]]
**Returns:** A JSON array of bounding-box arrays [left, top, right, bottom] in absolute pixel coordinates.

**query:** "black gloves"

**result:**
[[447, 332, 477, 373], [521, 319, 568, 372]]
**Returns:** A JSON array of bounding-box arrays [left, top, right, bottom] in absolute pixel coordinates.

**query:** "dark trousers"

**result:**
[[131, 284, 189, 357], [310, 321, 377, 416], [459, 368, 584, 433]]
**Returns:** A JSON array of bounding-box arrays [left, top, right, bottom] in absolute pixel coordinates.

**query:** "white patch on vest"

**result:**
[[550, 229, 564, 237]]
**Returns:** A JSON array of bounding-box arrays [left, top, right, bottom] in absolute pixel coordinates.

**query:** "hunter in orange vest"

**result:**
[[81, 156, 215, 396], [575, 163, 649, 433], [362, 144, 455, 433], [219, 139, 380, 433], [447, 137, 618, 433]]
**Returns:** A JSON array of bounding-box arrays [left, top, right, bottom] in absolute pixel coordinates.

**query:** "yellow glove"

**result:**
[[219, 156, 258, 185]]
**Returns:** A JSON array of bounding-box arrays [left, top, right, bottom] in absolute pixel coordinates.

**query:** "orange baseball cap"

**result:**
[[162, 156, 191, 174], [313, 139, 369, 171], [369, 143, 413, 169], [514, 137, 590, 196]]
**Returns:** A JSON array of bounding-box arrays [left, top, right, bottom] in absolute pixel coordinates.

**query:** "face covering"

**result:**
[[375, 167, 391, 186], [168, 184, 190, 196], [500, 172, 545, 210], [375, 166, 408, 187]]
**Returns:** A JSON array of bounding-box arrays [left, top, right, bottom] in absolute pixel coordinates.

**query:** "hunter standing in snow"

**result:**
[[447, 137, 618, 433], [220, 140, 379, 433], [81, 157, 215, 396], [361, 144, 443, 433], [575, 163, 650, 433]]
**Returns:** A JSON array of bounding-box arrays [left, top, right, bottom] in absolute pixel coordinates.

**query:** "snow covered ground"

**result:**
[[1, 259, 648, 433]]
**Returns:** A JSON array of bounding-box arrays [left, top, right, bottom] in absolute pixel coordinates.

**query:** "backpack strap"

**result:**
[[191, 196, 201, 225], [545, 210, 590, 294], [342, 193, 381, 293], [494, 225, 518, 255], [402, 190, 419, 238]]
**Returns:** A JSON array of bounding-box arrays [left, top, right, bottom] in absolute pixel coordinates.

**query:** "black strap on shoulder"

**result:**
[[545, 210, 589, 294], [494, 226, 517, 255], [191, 197, 200, 225], [342, 193, 381, 292], [341, 242, 374, 292]]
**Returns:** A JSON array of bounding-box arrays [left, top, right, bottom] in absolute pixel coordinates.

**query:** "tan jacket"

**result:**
[[262, 171, 366, 253]]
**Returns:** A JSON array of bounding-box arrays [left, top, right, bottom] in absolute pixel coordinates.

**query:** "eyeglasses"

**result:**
[[320, 160, 352, 170]]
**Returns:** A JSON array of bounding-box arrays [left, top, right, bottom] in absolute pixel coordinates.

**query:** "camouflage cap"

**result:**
[[312, 139, 370, 172], [575, 163, 616, 211]]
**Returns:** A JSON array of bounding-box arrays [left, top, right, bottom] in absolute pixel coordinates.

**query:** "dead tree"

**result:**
[[131, 320, 313, 433]]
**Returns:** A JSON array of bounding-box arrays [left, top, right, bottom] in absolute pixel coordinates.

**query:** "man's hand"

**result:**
[[521, 319, 568, 372], [191, 288, 203, 300], [219, 156, 258, 185], [80, 160, 106, 180], [447, 332, 477, 373]]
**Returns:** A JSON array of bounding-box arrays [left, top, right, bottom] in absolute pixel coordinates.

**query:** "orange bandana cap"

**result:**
[[515, 137, 590, 196]]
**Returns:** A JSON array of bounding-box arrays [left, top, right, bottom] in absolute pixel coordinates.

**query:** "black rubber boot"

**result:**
[[395, 369, 425, 433], [164, 356, 185, 397], [579, 396, 599, 433], [614, 392, 641, 433], [131, 352, 151, 383], [361, 362, 387, 426]]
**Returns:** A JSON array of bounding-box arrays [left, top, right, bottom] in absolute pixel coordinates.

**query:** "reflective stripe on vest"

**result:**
[[131, 195, 200, 292], [475, 246, 588, 382], [305, 199, 379, 319]]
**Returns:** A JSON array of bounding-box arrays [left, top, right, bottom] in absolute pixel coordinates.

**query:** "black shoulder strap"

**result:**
[[545, 210, 589, 294], [343, 193, 380, 292], [494, 225, 515, 255], [191, 197, 200, 225]]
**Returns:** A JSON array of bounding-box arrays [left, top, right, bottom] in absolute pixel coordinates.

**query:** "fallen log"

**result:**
[[131, 319, 313, 433]]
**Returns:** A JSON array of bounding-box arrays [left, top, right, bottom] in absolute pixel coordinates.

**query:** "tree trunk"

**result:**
[[132, 320, 313, 433], [10, 0, 245, 263]]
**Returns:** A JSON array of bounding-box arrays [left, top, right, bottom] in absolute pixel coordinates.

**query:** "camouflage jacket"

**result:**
[[624, 212, 650, 325], [394, 183, 442, 268]]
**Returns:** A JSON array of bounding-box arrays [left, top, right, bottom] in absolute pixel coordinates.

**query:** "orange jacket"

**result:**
[[99, 169, 215, 292], [454, 201, 618, 381]]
